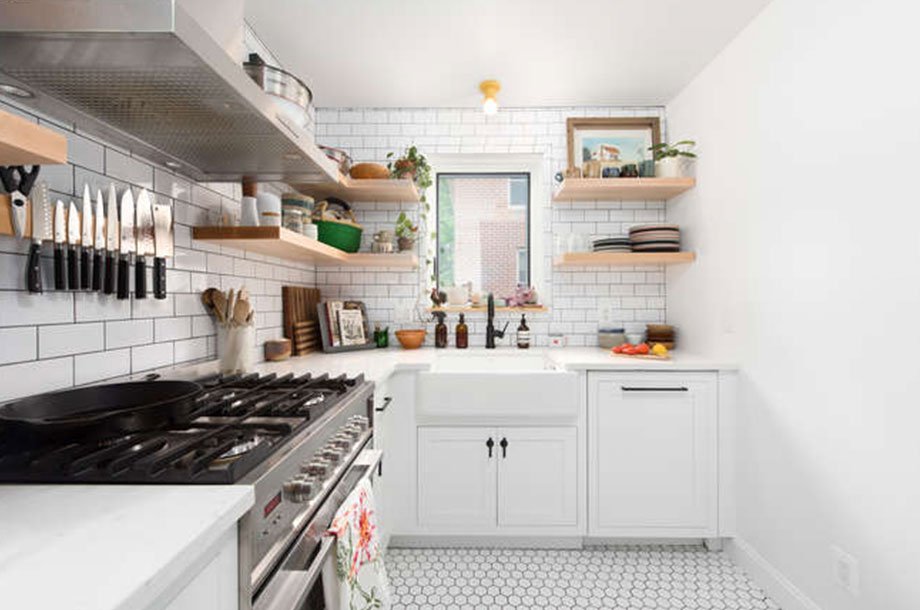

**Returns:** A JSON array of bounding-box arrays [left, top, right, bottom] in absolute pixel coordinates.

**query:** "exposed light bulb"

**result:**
[[482, 97, 499, 115], [479, 80, 501, 115]]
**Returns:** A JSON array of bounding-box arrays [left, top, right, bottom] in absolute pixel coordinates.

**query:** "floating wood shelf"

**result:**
[[552, 177, 695, 202], [554, 252, 696, 267], [192, 226, 418, 267], [0, 108, 68, 165], [291, 176, 420, 203], [428, 305, 549, 313]]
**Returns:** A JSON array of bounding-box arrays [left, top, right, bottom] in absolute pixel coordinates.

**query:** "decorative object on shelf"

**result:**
[[433, 311, 448, 348], [455, 313, 468, 349], [386, 143, 434, 281], [281, 191, 315, 215], [349, 162, 390, 180], [242, 53, 313, 131], [313, 198, 362, 252], [319, 145, 352, 174], [373, 325, 389, 348], [639, 160, 656, 177], [264, 338, 292, 362], [646, 324, 676, 349], [598, 328, 626, 349], [256, 192, 281, 227], [566, 117, 662, 174], [317, 300, 376, 353], [629, 224, 681, 252], [593, 236, 631, 253], [479, 79, 501, 115], [564, 166, 582, 179], [430, 287, 447, 307], [444, 282, 471, 306], [241, 196, 259, 226], [649, 140, 697, 178], [582, 159, 602, 178], [395, 329, 426, 350], [281, 286, 322, 355], [395, 211, 418, 252], [505, 285, 539, 308], [620, 163, 639, 178], [282, 205, 304, 234], [371, 229, 395, 253], [601, 166, 620, 178]]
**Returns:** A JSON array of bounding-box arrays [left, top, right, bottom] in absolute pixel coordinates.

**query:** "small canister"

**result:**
[[282, 205, 304, 233]]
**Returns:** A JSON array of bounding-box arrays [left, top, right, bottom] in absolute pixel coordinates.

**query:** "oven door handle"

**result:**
[[253, 536, 335, 610]]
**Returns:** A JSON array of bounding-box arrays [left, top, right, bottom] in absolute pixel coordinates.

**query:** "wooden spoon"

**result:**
[[232, 295, 251, 327], [210, 290, 228, 325]]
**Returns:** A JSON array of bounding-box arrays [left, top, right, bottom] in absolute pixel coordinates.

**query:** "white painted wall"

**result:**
[[666, 0, 920, 608]]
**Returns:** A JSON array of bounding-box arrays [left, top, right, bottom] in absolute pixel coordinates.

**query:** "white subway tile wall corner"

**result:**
[[315, 106, 669, 347], [0, 99, 317, 401]]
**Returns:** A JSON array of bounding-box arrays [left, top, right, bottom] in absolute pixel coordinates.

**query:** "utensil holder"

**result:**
[[218, 325, 256, 374]]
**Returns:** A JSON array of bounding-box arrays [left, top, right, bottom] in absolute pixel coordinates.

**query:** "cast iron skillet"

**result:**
[[0, 381, 203, 442]]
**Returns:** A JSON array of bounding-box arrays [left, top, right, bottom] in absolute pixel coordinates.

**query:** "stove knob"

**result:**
[[320, 448, 342, 464], [301, 460, 329, 478], [330, 437, 351, 450], [283, 477, 316, 503], [349, 415, 369, 430]]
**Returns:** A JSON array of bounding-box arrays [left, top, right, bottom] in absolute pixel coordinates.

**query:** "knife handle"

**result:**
[[135, 257, 147, 299], [92, 251, 102, 291], [117, 256, 129, 300], [104, 253, 116, 295], [68, 247, 79, 291], [54, 246, 65, 290], [153, 257, 167, 300], [80, 248, 91, 290], [27, 242, 43, 294]]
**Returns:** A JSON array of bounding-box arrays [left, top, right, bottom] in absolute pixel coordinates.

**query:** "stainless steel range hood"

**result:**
[[0, 1, 338, 184]]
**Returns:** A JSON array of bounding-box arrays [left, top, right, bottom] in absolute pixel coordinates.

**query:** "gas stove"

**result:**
[[0, 370, 377, 608]]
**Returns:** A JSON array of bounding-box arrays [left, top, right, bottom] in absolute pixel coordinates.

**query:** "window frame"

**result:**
[[427, 154, 545, 297], [434, 171, 532, 292]]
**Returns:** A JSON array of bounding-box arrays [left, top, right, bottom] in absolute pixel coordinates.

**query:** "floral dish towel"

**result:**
[[326, 478, 390, 610]]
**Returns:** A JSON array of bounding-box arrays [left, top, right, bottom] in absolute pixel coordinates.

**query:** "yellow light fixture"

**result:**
[[479, 80, 500, 115]]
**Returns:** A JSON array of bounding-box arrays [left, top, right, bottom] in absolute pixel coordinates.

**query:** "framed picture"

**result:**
[[317, 300, 376, 353], [566, 117, 662, 170]]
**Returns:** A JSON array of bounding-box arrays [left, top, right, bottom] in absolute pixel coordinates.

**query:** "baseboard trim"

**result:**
[[389, 535, 582, 549], [726, 538, 823, 610]]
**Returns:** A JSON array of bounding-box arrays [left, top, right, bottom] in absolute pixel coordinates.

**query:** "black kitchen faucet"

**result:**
[[486, 293, 508, 348]]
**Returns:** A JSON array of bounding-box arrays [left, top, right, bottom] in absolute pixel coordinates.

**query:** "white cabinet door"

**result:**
[[588, 373, 717, 537], [418, 427, 497, 527], [497, 427, 577, 527], [161, 527, 238, 610]]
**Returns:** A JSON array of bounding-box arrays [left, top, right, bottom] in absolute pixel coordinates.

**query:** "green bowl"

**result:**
[[316, 220, 362, 253]]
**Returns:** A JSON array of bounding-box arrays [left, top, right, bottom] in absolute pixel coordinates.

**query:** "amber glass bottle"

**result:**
[[455, 313, 469, 349], [434, 311, 448, 348]]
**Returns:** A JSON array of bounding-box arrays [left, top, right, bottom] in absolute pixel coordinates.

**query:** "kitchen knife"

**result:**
[[134, 188, 154, 299], [117, 188, 135, 300], [67, 199, 80, 290], [152, 201, 172, 300], [92, 189, 104, 291], [80, 184, 92, 290], [53, 199, 65, 290], [26, 182, 52, 294], [104, 184, 118, 295]]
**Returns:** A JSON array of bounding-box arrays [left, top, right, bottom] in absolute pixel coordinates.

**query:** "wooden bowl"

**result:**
[[395, 329, 426, 350], [349, 163, 390, 180]]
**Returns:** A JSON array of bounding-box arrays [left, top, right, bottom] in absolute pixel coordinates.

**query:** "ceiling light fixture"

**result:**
[[0, 83, 34, 99], [479, 80, 500, 115]]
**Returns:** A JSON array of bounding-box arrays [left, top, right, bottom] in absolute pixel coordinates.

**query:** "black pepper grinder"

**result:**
[[434, 311, 448, 348]]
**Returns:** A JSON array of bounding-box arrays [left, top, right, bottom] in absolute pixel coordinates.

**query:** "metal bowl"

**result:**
[[243, 53, 313, 129]]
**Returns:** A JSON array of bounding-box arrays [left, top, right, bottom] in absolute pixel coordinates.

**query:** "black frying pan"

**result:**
[[0, 381, 202, 442]]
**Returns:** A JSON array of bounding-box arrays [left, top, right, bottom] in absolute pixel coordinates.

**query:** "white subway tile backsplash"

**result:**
[[131, 342, 174, 373], [75, 293, 133, 322], [0, 327, 37, 364], [105, 149, 154, 189], [105, 319, 154, 349], [0, 292, 74, 327], [0, 357, 73, 402], [39, 323, 104, 358], [74, 348, 131, 385], [132, 295, 174, 319], [155, 317, 191, 342], [174, 337, 209, 363]]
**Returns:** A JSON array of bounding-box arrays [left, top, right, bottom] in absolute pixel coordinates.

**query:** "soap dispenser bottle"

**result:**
[[517, 314, 531, 349], [456, 313, 468, 349], [434, 311, 448, 348]]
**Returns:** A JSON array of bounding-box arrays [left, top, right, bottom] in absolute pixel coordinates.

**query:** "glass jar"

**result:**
[[282, 205, 304, 234]]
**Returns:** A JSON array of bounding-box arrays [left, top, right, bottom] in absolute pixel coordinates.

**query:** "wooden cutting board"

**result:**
[[282, 286, 321, 355]]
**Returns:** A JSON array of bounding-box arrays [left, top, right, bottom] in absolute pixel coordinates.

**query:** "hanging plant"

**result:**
[[387, 144, 435, 282]]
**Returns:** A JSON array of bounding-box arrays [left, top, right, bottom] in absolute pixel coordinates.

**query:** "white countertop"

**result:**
[[0, 485, 253, 610], [162, 346, 735, 385]]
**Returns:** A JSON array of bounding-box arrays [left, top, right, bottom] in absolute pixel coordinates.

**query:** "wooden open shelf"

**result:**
[[428, 305, 549, 314], [192, 226, 418, 268], [290, 176, 420, 203], [553, 177, 695, 202], [0, 108, 68, 165], [554, 251, 696, 267]]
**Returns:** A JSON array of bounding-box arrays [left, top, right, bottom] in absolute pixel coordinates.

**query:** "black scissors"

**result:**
[[0, 165, 41, 238]]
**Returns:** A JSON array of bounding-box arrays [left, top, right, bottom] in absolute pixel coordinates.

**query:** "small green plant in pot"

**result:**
[[386, 145, 432, 198], [648, 140, 697, 178], [395, 211, 418, 252]]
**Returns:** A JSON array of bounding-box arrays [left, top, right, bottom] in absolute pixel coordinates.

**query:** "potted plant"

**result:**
[[648, 140, 697, 178], [395, 211, 418, 252], [386, 145, 432, 196]]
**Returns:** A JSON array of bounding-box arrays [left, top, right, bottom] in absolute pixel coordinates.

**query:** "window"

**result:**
[[436, 173, 530, 296]]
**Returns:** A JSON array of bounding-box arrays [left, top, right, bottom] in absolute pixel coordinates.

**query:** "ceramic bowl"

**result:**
[[395, 329, 427, 350]]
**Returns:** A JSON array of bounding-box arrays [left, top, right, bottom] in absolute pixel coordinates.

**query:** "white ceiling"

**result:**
[[245, 0, 772, 108]]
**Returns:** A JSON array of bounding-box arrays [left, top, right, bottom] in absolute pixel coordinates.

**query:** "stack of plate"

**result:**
[[593, 237, 631, 253], [646, 324, 676, 348], [629, 224, 681, 252]]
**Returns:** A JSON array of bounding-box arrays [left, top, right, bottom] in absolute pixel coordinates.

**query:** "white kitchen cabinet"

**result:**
[[418, 426, 577, 531], [161, 526, 238, 610], [588, 372, 718, 538], [497, 427, 577, 527], [373, 372, 415, 546]]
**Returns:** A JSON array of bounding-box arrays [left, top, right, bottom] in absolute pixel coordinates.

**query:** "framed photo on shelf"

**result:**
[[566, 117, 662, 170], [317, 300, 376, 353]]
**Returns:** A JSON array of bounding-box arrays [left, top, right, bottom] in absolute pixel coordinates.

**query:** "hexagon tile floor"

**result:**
[[386, 545, 781, 609]]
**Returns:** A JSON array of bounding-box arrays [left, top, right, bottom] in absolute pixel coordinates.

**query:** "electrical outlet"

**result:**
[[831, 546, 860, 596]]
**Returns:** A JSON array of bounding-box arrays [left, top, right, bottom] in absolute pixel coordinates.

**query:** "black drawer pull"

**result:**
[[375, 396, 393, 412], [486, 437, 494, 458], [621, 386, 689, 392]]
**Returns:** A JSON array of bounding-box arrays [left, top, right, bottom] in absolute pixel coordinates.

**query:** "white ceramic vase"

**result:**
[[655, 156, 684, 178], [218, 325, 256, 374]]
